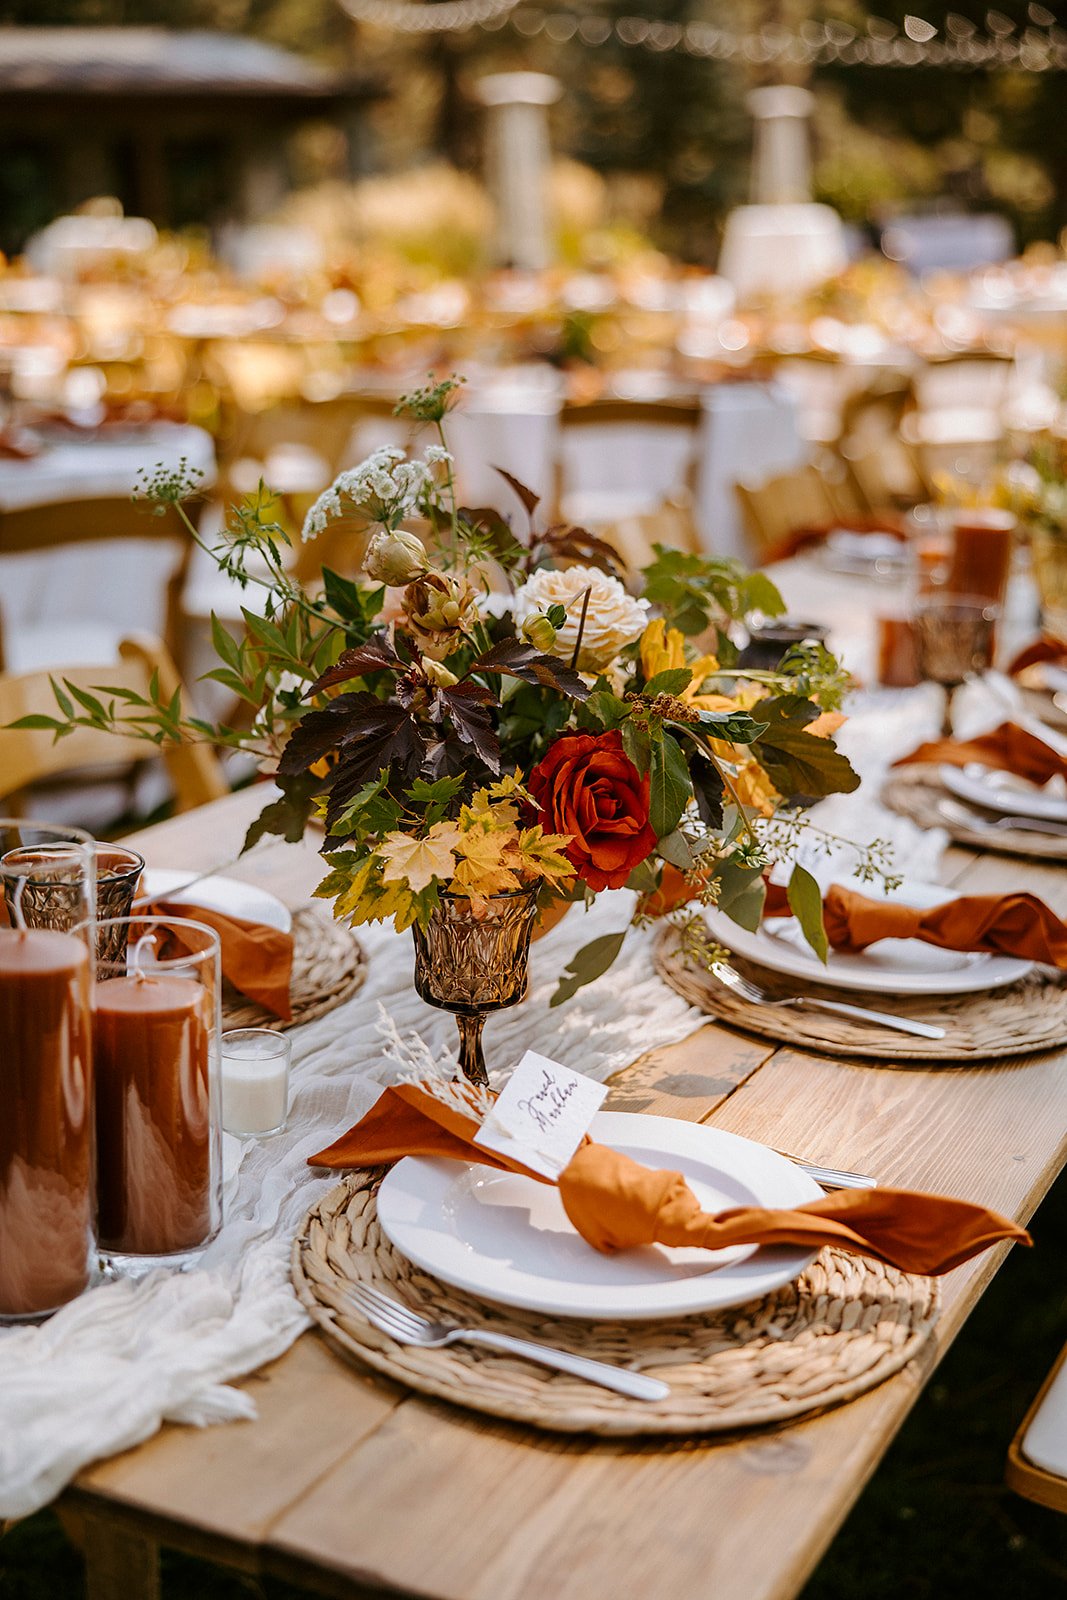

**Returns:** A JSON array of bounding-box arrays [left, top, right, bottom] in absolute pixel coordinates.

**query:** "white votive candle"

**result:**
[[220, 1028, 291, 1137]]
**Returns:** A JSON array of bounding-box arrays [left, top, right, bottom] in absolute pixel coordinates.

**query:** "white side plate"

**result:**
[[940, 763, 1067, 825], [140, 868, 292, 935], [704, 875, 1033, 996], [376, 1113, 821, 1321]]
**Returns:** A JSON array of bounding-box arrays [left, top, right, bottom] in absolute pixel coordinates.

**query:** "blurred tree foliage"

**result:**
[[8, 0, 1067, 253], [817, 0, 1067, 244]]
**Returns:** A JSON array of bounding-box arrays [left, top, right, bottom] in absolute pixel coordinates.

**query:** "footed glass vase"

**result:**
[[1030, 526, 1067, 645], [412, 887, 539, 1086]]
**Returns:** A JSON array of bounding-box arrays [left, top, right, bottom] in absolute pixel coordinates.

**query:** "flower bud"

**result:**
[[521, 614, 557, 653], [421, 656, 459, 688], [403, 572, 477, 659], [363, 528, 428, 587]]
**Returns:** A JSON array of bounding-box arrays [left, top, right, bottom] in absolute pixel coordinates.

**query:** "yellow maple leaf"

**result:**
[[509, 827, 576, 888], [378, 823, 461, 893], [451, 827, 523, 902], [461, 791, 519, 832], [803, 709, 846, 739]]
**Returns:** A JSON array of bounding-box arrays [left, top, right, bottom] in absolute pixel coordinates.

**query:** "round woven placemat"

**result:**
[[653, 922, 1067, 1062], [291, 1170, 939, 1437], [882, 766, 1067, 862], [221, 906, 366, 1031]]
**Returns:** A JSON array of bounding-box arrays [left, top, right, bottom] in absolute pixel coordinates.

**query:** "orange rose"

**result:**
[[528, 731, 658, 892]]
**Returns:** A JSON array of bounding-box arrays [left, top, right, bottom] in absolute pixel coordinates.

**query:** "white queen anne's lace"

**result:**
[[301, 446, 441, 542]]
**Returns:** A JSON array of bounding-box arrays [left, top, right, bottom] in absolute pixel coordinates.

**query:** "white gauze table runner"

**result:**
[[0, 676, 985, 1517]]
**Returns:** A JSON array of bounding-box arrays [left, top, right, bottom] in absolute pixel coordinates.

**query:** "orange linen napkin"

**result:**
[[151, 900, 294, 1021], [764, 515, 905, 565], [309, 1082, 1028, 1274], [763, 879, 1067, 969], [1008, 636, 1067, 677], [894, 721, 1067, 786]]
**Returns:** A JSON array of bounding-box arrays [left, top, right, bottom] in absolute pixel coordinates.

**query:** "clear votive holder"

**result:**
[[221, 1029, 292, 1138], [87, 915, 223, 1276], [0, 820, 97, 1322], [2, 840, 144, 974]]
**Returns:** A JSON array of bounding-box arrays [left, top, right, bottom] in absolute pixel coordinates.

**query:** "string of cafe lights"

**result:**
[[337, 0, 1067, 72], [486, 7, 1067, 69]]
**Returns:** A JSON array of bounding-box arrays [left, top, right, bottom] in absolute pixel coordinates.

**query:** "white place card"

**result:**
[[473, 1051, 608, 1181]]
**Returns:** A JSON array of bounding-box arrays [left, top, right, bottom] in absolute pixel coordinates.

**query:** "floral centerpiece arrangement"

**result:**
[[27, 377, 870, 1081]]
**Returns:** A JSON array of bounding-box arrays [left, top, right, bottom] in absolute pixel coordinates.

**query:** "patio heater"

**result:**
[[475, 72, 561, 272], [718, 85, 847, 303]]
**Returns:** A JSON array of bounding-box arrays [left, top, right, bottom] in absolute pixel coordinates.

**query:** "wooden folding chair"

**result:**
[[835, 373, 925, 512], [905, 351, 1014, 490], [0, 496, 197, 674], [0, 633, 227, 816], [554, 397, 703, 534], [1006, 1338, 1067, 1514], [734, 462, 842, 563]]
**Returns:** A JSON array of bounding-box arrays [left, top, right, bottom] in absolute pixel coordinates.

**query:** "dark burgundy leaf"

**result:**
[[535, 525, 623, 578], [278, 692, 378, 775], [323, 718, 424, 831], [472, 638, 590, 701], [305, 634, 402, 697], [243, 772, 320, 850], [493, 467, 540, 520], [425, 731, 493, 781], [280, 692, 420, 782], [433, 683, 500, 772]]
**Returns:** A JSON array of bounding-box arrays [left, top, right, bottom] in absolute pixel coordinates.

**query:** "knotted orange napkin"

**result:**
[[764, 879, 1067, 969], [151, 900, 294, 1021], [894, 721, 1067, 786], [1008, 636, 1067, 677], [764, 515, 905, 565], [309, 1082, 1028, 1274]]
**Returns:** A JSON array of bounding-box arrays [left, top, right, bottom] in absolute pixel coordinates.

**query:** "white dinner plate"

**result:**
[[704, 875, 1033, 996], [940, 763, 1067, 825], [139, 868, 292, 934], [375, 1113, 821, 1321]]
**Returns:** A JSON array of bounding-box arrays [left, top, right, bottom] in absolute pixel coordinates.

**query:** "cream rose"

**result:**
[[511, 566, 648, 672]]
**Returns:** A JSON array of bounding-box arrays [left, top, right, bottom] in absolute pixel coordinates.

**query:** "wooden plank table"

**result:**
[[64, 784, 1067, 1600]]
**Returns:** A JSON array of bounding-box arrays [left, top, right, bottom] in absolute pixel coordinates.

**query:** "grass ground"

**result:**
[[3, 1174, 1066, 1600]]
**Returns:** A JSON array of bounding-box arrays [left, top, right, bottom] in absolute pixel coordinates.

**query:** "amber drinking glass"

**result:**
[[912, 593, 999, 737]]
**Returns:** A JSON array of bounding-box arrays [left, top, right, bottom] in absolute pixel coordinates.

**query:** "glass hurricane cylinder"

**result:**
[[412, 887, 539, 1086], [88, 915, 223, 1275], [0, 820, 96, 1322]]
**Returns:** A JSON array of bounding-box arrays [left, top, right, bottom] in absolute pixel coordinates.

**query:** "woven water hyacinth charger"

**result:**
[[653, 922, 1067, 1062], [221, 906, 365, 1030], [882, 766, 1067, 862], [292, 1169, 939, 1437]]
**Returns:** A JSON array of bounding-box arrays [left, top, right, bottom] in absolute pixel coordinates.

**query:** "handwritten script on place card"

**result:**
[[473, 1051, 608, 1180]]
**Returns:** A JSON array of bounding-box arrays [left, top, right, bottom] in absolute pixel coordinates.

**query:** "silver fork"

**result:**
[[710, 957, 946, 1041], [936, 797, 1067, 839], [340, 1279, 670, 1401]]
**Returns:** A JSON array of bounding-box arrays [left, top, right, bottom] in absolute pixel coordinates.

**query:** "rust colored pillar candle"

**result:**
[[94, 968, 214, 1257], [0, 927, 94, 1319], [949, 509, 1015, 607]]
